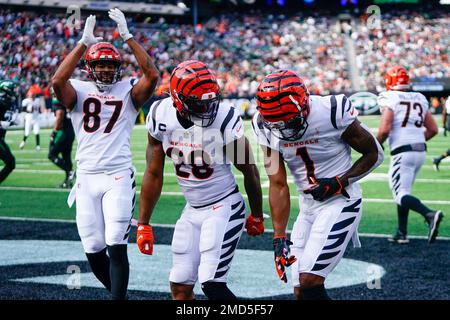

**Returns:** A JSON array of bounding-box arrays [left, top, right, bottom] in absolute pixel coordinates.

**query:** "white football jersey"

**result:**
[[146, 97, 244, 208], [377, 90, 429, 150], [22, 97, 40, 118], [252, 94, 361, 199], [69, 79, 139, 174]]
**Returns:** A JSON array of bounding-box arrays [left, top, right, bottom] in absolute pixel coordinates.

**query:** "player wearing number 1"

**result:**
[[377, 66, 443, 244], [52, 10, 159, 299], [253, 70, 384, 300], [137, 60, 264, 300]]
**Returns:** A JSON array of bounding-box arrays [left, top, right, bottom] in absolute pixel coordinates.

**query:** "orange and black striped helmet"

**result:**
[[256, 70, 310, 141], [385, 66, 410, 91], [170, 60, 220, 127]]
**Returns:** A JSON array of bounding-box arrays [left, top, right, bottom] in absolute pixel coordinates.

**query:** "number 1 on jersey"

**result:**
[[296, 147, 317, 185]]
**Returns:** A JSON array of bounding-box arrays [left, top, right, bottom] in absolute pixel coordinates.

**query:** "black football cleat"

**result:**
[[388, 230, 409, 244], [427, 211, 444, 244], [432, 158, 441, 171]]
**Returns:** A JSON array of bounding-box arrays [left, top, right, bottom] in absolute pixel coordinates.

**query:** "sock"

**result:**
[[107, 245, 129, 300], [22, 136, 28, 142], [36, 134, 40, 147], [397, 205, 409, 235], [201, 281, 237, 300], [400, 195, 433, 217], [301, 284, 331, 300], [85, 248, 111, 291]]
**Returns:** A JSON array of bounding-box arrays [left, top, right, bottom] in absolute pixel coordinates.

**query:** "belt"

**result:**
[[190, 185, 239, 209], [390, 143, 427, 156]]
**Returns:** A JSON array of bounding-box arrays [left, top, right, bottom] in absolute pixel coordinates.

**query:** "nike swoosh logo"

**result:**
[[115, 176, 124, 181], [212, 204, 223, 211]]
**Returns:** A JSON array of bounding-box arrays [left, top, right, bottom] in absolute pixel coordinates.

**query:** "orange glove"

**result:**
[[245, 215, 265, 236], [137, 224, 154, 255]]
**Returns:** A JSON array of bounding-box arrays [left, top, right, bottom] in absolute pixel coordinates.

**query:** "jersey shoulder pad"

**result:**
[[377, 91, 398, 110], [251, 112, 271, 147], [215, 104, 244, 144], [318, 94, 356, 131], [146, 98, 171, 141]]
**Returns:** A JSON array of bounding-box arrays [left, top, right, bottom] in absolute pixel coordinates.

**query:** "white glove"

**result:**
[[78, 15, 103, 47], [108, 8, 133, 41]]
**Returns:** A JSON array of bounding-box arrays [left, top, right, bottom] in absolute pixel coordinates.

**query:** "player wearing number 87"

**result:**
[[377, 66, 442, 244], [137, 60, 264, 300], [252, 70, 384, 300], [51, 11, 159, 300]]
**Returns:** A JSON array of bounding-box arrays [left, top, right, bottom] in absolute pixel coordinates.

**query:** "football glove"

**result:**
[[108, 8, 133, 41], [273, 236, 297, 283], [304, 176, 350, 202], [78, 15, 103, 47], [50, 130, 57, 142], [137, 224, 154, 255], [245, 215, 264, 236]]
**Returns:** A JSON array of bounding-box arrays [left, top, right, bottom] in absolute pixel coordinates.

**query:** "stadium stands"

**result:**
[[0, 9, 448, 98]]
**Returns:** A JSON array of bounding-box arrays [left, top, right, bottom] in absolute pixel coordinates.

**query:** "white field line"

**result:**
[[11, 169, 450, 186], [1, 186, 450, 205], [0, 216, 448, 241]]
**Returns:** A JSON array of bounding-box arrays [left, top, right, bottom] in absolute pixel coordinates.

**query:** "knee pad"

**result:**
[[201, 281, 236, 300]]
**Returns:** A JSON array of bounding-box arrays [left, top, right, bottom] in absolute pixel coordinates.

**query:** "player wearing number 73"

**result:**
[[136, 60, 264, 300], [377, 66, 443, 245], [252, 70, 384, 300], [52, 10, 159, 299]]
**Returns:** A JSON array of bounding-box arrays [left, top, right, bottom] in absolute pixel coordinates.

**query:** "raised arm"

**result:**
[[108, 8, 159, 110], [52, 15, 102, 111]]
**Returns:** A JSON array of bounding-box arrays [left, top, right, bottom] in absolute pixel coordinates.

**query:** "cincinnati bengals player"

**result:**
[[252, 70, 384, 300], [52, 10, 159, 300], [137, 60, 264, 300], [377, 66, 443, 244]]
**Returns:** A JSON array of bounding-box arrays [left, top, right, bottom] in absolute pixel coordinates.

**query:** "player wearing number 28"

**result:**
[[252, 70, 384, 300], [52, 11, 159, 299], [137, 60, 264, 300]]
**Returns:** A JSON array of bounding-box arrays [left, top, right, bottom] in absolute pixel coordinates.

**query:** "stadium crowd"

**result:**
[[353, 11, 450, 92], [0, 9, 449, 99]]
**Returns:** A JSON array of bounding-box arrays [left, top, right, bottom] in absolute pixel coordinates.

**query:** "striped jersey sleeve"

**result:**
[[145, 98, 165, 141], [220, 105, 244, 145], [251, 112, 271, 148], [329, 94, 358, 134]]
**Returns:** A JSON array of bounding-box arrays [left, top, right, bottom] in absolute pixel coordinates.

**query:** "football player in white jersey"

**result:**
[[137, 60, 264, 300], [52, 10, 159, 299], [377, 66, 443, 244], [432, 95, 450, 171], [252, 70, 384, 300], [19, 92, 43, 151]]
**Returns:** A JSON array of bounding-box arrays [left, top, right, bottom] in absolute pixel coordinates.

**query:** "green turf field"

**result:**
[[0, 115, 449, 237]]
